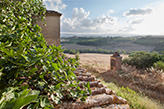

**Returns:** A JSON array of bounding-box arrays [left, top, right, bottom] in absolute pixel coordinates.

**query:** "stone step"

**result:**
[[74, 69, 87, 73], [98, 82, 104, 88], [79, 81, 98, 88], [60, 94, 128, 109], [105, 88, 116, 95], [61, 66, 130, 109], [91, 104, 130, 109], [91, 87, 116, 96], [74, 72, 92, 77], [78, 81, 104, 88], [76, 76, 96, 82], [91, 87, 106, 95]]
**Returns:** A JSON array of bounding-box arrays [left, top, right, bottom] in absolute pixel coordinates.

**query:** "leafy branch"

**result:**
[[0, 0, 90, 108]]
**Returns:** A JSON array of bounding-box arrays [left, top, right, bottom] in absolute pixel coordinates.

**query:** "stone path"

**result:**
[[60, 66, 130, 109]]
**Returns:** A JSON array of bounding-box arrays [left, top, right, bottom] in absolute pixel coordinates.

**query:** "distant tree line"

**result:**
[[63, 48, 127, 54], [76, 38, 109, 46], [64, 48, 114, 54]]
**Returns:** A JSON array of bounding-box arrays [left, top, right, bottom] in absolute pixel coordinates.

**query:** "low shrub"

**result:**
[[123, 51, 161, 69], [153, 61, 164, 70], [75, 52, 80, 61], [122, 58, 131, 65]]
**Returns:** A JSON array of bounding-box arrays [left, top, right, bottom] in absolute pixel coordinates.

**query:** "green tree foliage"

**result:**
[[122, 50, 126, 54], [64, 48, 115, 54], [0, 87, 42, 109], [75, 51, 80, 61], [76, 38, 108, 46], [153, 61, 164, 70], [0, 0, 90, 108], [74, 36, 134, 46], [122, 51, 164, 69]]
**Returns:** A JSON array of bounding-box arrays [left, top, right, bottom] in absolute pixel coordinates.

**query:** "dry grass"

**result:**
[[101, 81, 164, 109], [66, 53, 128, 72], [66, 53, 164, 106]]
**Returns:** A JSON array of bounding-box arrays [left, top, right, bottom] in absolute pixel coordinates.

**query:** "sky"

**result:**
[[43, 0, 164, 36]]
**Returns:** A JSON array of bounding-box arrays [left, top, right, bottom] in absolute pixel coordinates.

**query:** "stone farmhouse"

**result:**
[[36, 10, 62, 46]]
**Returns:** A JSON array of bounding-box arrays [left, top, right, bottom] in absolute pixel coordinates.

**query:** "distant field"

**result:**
[[62, 43, 154, 52], [66, 53, 128, 72], [61, 36, 164, 52]]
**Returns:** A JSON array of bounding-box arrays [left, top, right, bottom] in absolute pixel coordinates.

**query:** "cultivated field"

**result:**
[[62, 43, 154, 52], [61, 36, 164, 52], [66, 53, 128, 72]]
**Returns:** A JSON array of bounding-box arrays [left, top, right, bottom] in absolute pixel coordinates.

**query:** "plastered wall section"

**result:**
[[37, 13, 61, 46]]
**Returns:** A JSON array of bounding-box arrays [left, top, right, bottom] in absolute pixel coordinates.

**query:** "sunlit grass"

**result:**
[[101, 81, 164, 109]]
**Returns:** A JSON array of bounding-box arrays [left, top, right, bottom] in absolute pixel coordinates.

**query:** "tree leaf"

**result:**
[[52, 63, 59, 72], [12, 90, 40, 109], [43, 65, 48, 72], [40, 97, 46, 107], [21, 54, 30, 62]]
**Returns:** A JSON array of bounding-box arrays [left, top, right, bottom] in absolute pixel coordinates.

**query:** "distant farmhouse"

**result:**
[[36, 10, 62, 46]]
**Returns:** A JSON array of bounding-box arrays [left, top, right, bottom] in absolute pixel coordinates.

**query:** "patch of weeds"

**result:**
[[101, 81, 164, 109]]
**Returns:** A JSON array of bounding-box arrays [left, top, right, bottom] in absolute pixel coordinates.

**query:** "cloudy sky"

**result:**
[[43, 0, 164, 36]]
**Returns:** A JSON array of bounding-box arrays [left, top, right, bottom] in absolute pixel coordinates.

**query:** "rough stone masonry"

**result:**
[[111, 52, 122, 70]]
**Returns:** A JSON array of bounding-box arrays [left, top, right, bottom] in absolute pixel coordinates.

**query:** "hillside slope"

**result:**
[[66, 53, 164, 108]]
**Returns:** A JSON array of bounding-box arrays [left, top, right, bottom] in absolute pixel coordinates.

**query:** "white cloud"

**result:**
[[123, 8, 153, 16], [107, 10, 115, 14], [132, 3, 164, 35], [43, 0, 67, 12], [94, 15, 117, 25], [62, 8, 118, 34], [72, 8, 90, 20], [129, 19, 144, 24], [60, 1, 164, 35], [120, 1, 164, 35]]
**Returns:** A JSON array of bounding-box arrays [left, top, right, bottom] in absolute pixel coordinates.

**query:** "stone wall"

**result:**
[[36, 10, 61, 46], [111, 52, 122, 70]]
